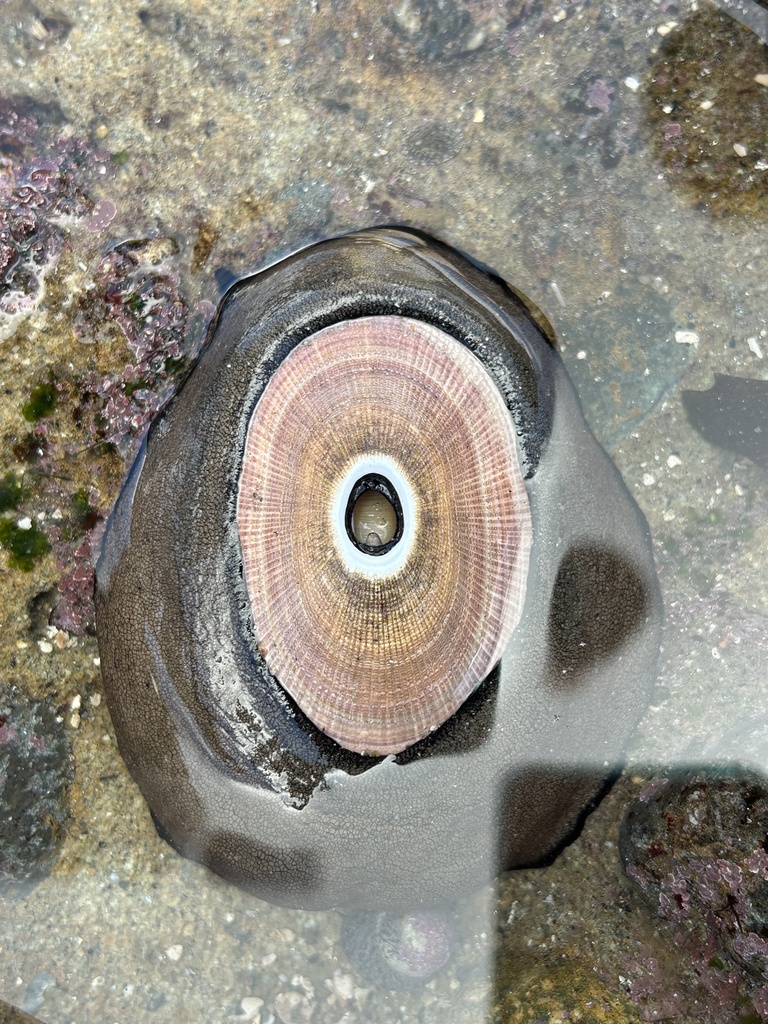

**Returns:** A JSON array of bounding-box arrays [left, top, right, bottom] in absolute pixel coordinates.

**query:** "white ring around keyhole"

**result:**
[[330, 455, 417, 577]]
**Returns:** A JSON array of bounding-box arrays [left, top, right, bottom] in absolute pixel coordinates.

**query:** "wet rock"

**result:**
[[682, 374, 768, 470], [278, 180, 334, 237], [0, 998, 49, 1023], [0, 685, 73, 890], [19, 971, 55, 1016], [0, 4, 71, 66], [387, 0, 486, 61], [644, 8, 768, 219], [273, 990, 313, 1024], [562, 70, 634, 170], [136, 6, 260, 97], [493, 956, 644, 1023], [562, 279, 686, 445], [621, 772, 768, 1008]]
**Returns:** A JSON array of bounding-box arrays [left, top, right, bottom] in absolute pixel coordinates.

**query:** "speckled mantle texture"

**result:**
[[0, 0, 766, 1022]]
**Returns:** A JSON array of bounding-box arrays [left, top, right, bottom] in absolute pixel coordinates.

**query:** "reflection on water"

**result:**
[[0, 0, 766, 1021]]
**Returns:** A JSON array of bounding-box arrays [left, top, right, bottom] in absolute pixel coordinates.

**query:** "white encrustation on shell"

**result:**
[[236, 315, 532, 755]]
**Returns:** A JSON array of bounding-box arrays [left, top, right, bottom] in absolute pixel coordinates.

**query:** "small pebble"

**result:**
[[675, 330, 699, 348], [232, 997, 263, 1023], [747, 336, 763, 359], [755, 73, 768, 88], [699, 99, 713, 110], [37, 641, 53, 654], [733, 143, 748, 157], [623, 76, 640, 92], [662, 509, 676, 521], [165, 944, 183, 961], [472, 108, 485, 124], [642, 473, 656, 487], [274, 991, 313, 1024], [666, 455, 681, 468], [656, 21, 678, 35], [290, 977, 314, 999], [28, 16, 49, 41], [332, 972, 355, 1002]]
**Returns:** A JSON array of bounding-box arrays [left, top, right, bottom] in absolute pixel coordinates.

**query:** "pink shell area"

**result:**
[[237, 316, 531, 755]]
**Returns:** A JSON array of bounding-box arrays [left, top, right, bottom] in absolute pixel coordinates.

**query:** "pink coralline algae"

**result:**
[[79, 239, 188, 365], [0, 97, 210, 640], [586, 78, 613, 114], [50, 520, 106, 635], [0, 165, 66, 320], [0, 99, 40, 153], [84, 198, 117, 233], [0, 93, 113, 332], [37, 241, 211, 631], [36, 240, 210, 630], [621, 772, 768, 1019], [73, 238, 213, 454]]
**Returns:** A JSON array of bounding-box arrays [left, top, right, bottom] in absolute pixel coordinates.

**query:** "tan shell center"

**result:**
[[237, 315, 532, 755], [352, 491, 397, 547]]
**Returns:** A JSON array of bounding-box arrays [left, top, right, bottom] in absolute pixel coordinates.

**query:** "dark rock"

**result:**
[[621, 772, 768, 995], [0, 685, 73, 891], [682, 374, 768, 469]]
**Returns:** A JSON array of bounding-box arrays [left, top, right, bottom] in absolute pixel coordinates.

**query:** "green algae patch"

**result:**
[[22, 382, 58, 422], [0, 517, 51, 571], [0, 472, 23, 513], [70, 488, 100, 534], [493, 955, 643, 1023], [738, 1013, 762, 1024]]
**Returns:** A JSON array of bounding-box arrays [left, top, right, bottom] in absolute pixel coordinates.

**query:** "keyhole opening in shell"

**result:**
[[345, 474, 404, 556]]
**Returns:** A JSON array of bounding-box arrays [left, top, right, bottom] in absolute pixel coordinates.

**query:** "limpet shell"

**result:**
[[95, 227, 662, 910], [238, 315, 531, 755]]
